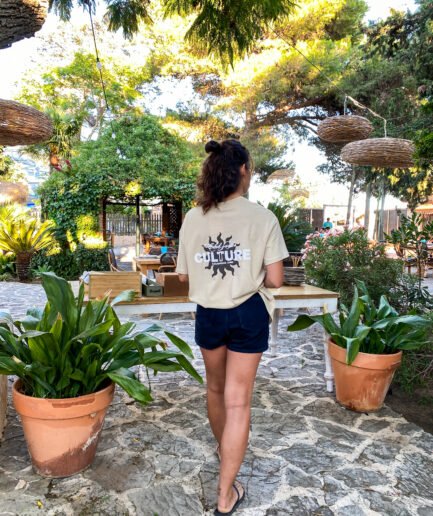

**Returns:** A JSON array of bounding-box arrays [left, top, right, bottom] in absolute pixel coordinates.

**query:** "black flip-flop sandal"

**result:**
[[214, 482, 245, 516]]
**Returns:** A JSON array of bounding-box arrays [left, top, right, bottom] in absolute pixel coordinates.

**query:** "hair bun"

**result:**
[[205, 140, 222, 154]]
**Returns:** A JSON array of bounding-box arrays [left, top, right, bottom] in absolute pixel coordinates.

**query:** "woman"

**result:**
[[176, 139, 288, 515]]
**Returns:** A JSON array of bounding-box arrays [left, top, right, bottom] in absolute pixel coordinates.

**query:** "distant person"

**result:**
[[323, 218, 333, 229]]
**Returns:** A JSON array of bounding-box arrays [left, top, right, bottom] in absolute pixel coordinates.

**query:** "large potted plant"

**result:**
[[287, 280, 431, 412], [0, 273, 202, 477]]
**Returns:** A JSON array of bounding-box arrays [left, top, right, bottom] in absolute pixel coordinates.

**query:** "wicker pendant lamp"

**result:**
[[266, 168, 295, 183], [0, 182, 29, 204], [341, 138, 415, 168], [0, 99, 53, 146], [317, 115, 373, 143]]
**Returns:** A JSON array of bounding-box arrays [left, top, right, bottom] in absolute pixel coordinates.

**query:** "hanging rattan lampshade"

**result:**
[[0, 99, 53, 146], [0, 182, 29, 204], [266, 168, 295, 183], [341, 138, 415, 168], [317, 115, 373, 143]]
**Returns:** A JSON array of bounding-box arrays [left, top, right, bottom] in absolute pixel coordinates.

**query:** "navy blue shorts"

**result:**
[[195, 293, 269, 353]]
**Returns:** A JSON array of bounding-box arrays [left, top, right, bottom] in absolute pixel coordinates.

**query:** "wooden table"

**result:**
[[133, 257, 161, 274], [113, 284, 339, 392]]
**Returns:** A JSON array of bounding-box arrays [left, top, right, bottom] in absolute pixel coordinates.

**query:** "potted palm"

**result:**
[[0, 273, 202, 477], [287, 280, 431, 412]]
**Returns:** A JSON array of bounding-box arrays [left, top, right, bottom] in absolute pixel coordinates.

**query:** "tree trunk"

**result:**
[[364, 182, 372, 236], [346, 167, 357, 226], [0, 0, 48, 50], [16, 252, 33, 281]]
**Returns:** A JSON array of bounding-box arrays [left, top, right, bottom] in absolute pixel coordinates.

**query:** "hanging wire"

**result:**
[[86, 0, 111, 115], [84, 0, 127, 157], [271, 28, 389, 137]]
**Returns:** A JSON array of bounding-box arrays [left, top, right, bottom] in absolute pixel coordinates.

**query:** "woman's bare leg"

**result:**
[[217, 350, 262, 511], [200, 346, 227, 446]]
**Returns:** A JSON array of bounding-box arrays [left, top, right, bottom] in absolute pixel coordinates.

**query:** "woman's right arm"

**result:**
[[264, 260, 284, 288]]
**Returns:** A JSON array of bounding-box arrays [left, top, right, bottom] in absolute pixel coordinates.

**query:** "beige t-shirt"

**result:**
[[176, 196, 289, 316]]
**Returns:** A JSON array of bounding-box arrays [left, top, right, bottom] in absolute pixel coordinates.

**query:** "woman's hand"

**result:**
[[178, 273, 189, 283]]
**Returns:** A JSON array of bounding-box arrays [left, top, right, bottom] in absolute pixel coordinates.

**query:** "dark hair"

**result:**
[[196, 139, 251, 213]]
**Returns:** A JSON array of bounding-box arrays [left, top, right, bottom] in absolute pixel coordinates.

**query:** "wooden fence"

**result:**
[[106, 214, 163, 236]]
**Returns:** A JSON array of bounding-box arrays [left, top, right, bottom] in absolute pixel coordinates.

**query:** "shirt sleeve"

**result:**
[[175, 221, 188, 275], [264, 216, 290, 266]]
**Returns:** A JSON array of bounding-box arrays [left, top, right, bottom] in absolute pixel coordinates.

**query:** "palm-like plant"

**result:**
[[266, 202, 312, 253], [0, 272, 202, 399], [0, 217, 55, 281]]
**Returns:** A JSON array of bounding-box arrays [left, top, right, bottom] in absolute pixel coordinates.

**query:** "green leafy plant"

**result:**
[[386, 213, 433, 288], [303, 228, 403, 305], [0, 273, 202, 400], [31, 264, 53, 279], [287, 280, 431, 365], [0, 252, 15, 277], [266, 202, 312, 253]]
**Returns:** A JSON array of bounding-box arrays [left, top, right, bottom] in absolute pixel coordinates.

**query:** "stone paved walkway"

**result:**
[[0, 282, 433, 515]]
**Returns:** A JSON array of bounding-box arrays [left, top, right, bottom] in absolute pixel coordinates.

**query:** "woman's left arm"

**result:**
[[264, 260, 284, 288]]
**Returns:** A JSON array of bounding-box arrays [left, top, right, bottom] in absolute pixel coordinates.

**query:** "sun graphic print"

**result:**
[[193, 233, 251, 279]]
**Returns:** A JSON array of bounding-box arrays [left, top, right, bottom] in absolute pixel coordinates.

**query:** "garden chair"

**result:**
[[158, 252, 177, 273], [108, 248, 127, 272]]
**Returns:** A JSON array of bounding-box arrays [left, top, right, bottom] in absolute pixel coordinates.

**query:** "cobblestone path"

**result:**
[[0, 282, 432, 515]]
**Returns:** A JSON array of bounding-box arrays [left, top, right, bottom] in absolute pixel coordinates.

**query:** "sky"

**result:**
[[0, 0, 419, 215]]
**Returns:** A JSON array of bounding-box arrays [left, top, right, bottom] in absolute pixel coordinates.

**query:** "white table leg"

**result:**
[[322, 303, 334, 392], [270, 308, 280, 356]]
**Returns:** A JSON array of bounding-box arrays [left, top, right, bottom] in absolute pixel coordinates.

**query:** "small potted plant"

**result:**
[[287, 280, 431, 412], [0, 273, 202, 477]]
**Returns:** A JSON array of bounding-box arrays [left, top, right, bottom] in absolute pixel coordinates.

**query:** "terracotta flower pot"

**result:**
[[12, 380, 114, 478], [328, 339, 402, 412]]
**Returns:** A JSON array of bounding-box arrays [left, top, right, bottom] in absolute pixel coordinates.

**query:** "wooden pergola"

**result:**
[[99, 196, 183, 256]]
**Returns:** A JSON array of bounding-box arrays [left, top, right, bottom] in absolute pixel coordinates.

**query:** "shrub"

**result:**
[[303, 228, 403, 305], [0, 252, 15, 278], [31, 245, 109, 280], [75, 244, 109, 273]]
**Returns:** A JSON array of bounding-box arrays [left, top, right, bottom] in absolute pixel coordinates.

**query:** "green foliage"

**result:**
[[49, 0, 298, 65], [386, 213, 433, 286], [39, 114, 198, 242], [75, 245, 110, 274], [388, 273, 433, 316], [303, 228, 403, 305], [0, 253, 16, 279], [266, 202, 312, 252], [288, 280, 431, 364], [0, 148, 20, 181], [0, 272, 202, 399], [31, 246, 109, 281], [165, 0, 297, 66], [31, 264, 54, 280], [0, 217, 55, 255], [335, 1, 433, 207]]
